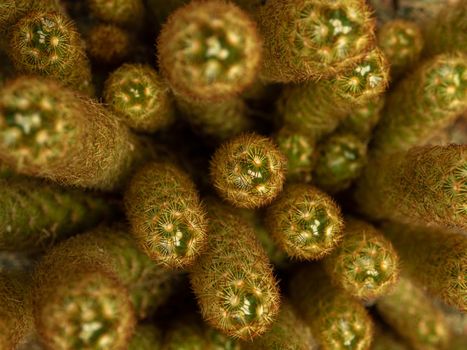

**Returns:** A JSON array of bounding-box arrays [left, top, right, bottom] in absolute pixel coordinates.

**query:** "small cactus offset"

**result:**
[[157, 0, 262, 102], [87, 24, 132, 65], [257, 0, 376, 82], [372, 53, 467, 156], [104, 64, 175, 133], [290, 265, 374, 350], [313, 132, 368, 193], [355, 145, 467, 230], [382, 222, 467, 312], [0, 77, 142, 191], [377, 20, 424, 79], [210, 133, 287, 208], [88, 0, 145, 28], [0, 176, 113, 252], [266, 183, 344, 260], [128, 324, 163, 350], [190, 200, 280, 339], [323, 218, 400, 301], [124, 162, 208, 268], [376, 276, 451, 350], [8, 11, 94, 95]]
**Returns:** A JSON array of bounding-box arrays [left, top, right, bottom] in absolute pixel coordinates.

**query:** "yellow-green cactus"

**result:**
[[88, 0, 145, 28], [87, 24, 132, 65], [128, 324, 163, 350]]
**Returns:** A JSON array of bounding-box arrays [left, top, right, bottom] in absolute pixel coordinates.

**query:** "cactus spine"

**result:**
[[0, 77, 142, 191], [210, 133, 287, 209], [124, 162, 208, 268], [266, 183, 344, 260], [190, 201, 280, 339]]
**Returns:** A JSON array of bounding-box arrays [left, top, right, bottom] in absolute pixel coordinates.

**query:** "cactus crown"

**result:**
[[443, 161, 467, 217], [87, 24, 131, 64], [158, 0, 262, 101], [210, 133, 287, 208]]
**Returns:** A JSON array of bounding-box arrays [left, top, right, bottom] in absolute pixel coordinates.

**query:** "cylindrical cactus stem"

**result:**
[[157, 0, 262, 102], [279, 48, 389, 140], [242, 300, 318, 350], [128, 324, 163, 350], [257, 0, 376, 83], [189, 200, 280, 340], [210, 133, 287, 209], [86, 24, 132, 65], [323, 218, 400, 301], [124, 162, 208, 268], [266, 183, 344, 260], [0, 272, 34, 350], [371, 53, 467, 156], [8, 11, 94, 95], [104, 63, 175, 133], [312, 132, 368, 193], [376, 276, 451, 350], [164, 317, 208, 349], [289, 264, 374, 350], [0, 77, 143, 191], [274, 126, 318, 183], [381, 222, 467, 312], [355, 144, 467, 230], [0, 176, 113, 252], [87, 0, 145, 28], [377, 19, 424, 80]]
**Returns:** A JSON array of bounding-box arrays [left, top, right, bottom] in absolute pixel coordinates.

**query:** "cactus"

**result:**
[[157, 0, 262, 102], [371, 53, 467, 156], [266, 183, 344, 260], [104, 64, 175, 133], [129, 324, 163, 350], [242, 300, 318, 350], [275, 127, 317, 183], [377, 20, 424, 80], [0, 77, 142, 191], [290, 264, 374, 350], [8, 11, 94, 95], [376, 276, 451, 350], [257, 0, 376, 82], [0, 176, 113, 252], [88, 0, 145, 28], [0, 251, 37, 273], [279, 48, 389, 140], [210, 133, 287, 209], [124, 162, 208, 268], [164, 318, 208, 350], [381, 222, 467, 312], [371, 327, 410, 350], [355, 145, 467, 230], [190, 200, 280, 339], [323, 218, 400, 301], [313, 132, 367, 193], [87, 24, 131, 65]]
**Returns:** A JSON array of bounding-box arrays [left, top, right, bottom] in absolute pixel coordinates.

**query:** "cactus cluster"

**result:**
[[86, 24, 132, 65]]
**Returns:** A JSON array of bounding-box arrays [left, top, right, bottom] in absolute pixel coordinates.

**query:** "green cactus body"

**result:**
[[377, 20, 424, 79], [190, 201, 280, 339], [210, 133, 287, 208], [205, 326, 242, 350], [124, 162, 208, 268], [164, 318, 208, 350], [257, 0, 376, 82], [128, 324, 163, 350], [313, 132, 367, 193], [88, 0, 144, 28], [0, 177, 113, 252], [279, 48, 389, 140], [290, 265, 374, 350], [87, 24, 131, 65], [104, 64, 175, 133], [0, 77, 142, 191], [324, 218, 399, 301], [9, 11, 93, 95], [157, 0, 262, 102], [372, 53, 467, 156], [376, 276, 451, 350], [382, 222, 467, 312], [242, 300, 318, 350], [355, 145, 467, 230], [266, 183, 344, 260], [275, 127, 317, 183]]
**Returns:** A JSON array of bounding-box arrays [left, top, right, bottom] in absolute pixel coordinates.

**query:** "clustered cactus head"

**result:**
[[124, 162, 208, 268], [210, 133, 287, 208], [157, 0, 262, 102], [88, 0, 145, 27], [338, 97, 384, 140], [324, 219, 400, 300], [258, 0, 376, 82], [87, 24, 131, 65], [104, 64, 175, 133], [266, 183, 344, 260]]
